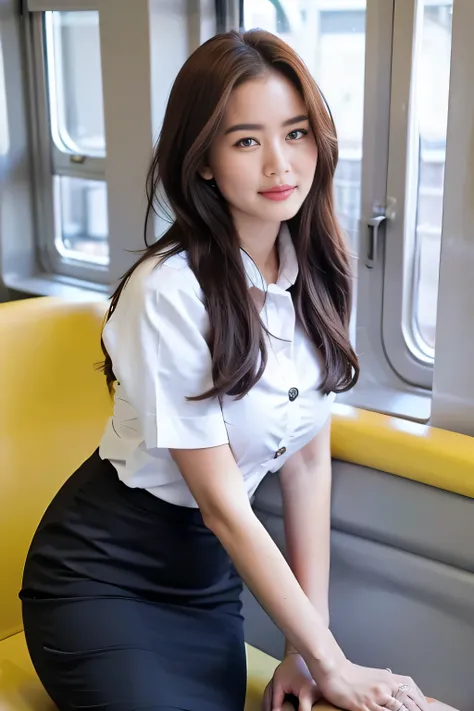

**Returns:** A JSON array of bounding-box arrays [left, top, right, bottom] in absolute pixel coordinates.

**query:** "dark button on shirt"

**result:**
[[288, 387, 299, 402], [274, 446, 287, 459]]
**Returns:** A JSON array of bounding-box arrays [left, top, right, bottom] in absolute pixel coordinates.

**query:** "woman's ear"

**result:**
[[198, 165, 213, 180]]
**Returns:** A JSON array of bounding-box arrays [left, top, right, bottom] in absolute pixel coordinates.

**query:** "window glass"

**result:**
[[412, 2, 453, 353], [53, 176, 109, 264], [46, 11, 105, 156], [243, 0, 367, 243]]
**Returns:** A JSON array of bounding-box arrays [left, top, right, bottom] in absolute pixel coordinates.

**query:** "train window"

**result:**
[[243, 0, 366, 245], [53, 177, 109, 265], [39, 9, 109, 273], [411, 3, 452, 355], [45, 11, 105, 157]]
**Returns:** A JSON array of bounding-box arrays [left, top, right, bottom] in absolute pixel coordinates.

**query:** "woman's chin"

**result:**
[[256, 196, 304, 222]]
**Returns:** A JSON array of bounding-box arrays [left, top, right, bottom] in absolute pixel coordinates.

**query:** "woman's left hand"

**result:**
[[262, 652, 322, 711]]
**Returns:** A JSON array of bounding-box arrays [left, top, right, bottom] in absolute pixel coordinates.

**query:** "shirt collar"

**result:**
[[240, 223, 298, 292]]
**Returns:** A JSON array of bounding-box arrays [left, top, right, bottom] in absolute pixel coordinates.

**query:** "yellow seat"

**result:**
[[0, 296, 337, 711], [331, 403, 474, 499], [0, 634, 56, 711], [0, 297, 112, 642]]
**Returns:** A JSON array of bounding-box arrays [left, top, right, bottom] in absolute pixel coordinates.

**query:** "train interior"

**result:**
[[0, 1, 473, 710]]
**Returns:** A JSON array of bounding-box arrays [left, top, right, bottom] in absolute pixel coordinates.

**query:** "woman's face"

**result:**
[[202, 70, 318, 229]]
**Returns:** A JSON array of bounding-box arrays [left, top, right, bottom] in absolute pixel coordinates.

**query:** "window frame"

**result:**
[[380, 0, 433, 389], [0, 37, 10, 158], [27, 7, 109, 284], [380, 0, 452, 389]]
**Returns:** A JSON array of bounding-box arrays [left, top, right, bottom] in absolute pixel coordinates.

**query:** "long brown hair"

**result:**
[[101, 29, 359, 399]]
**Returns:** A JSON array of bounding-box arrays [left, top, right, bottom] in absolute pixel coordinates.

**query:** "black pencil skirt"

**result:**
[[20, 450, 246, 711]]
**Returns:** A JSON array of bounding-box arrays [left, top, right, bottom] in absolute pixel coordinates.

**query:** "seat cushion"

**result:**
[[0, 633, 342, 711], [0, 633, 56, 711], [0, 298, 111, 640]]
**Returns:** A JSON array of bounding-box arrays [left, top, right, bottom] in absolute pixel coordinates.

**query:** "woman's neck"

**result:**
[[235, 216, 281, 286]]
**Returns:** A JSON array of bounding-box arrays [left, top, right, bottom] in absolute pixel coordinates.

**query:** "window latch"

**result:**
[[366, 211, 387, 268], [70, 154, 86, 165]]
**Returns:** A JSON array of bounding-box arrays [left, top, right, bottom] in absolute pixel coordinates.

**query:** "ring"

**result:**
[[398, 684, 410, 692]]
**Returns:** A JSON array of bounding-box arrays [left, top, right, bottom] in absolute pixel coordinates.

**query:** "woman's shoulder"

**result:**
[[124, 249, 204, 307], [105, 249, 210, 343]]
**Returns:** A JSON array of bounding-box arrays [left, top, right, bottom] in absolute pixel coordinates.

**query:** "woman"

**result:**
[[20, 29, 428, 711]]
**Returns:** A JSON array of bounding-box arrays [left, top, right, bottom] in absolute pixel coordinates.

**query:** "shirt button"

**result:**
[[288, 387, 299, 402], [274, 446, 287, 459]]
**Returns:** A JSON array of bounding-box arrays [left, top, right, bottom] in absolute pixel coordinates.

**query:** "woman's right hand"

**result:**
[[312, 659, 429, 711]]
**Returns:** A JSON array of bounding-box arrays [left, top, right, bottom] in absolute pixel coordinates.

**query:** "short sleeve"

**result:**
[[102, 260, 229, 450]]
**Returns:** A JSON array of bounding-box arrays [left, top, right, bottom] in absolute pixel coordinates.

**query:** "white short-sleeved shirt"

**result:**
[[99, 223, 335, 507]]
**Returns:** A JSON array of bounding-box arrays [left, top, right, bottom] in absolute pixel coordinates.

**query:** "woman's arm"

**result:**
[[279, 419, 332, 654], [170, 444, 344, 680], [171, 440, 429, 711]]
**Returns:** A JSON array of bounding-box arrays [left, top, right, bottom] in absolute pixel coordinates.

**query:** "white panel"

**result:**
[[98, 0, 192, 281], [148, 0, 193, 238], [431, 0, 474, 435], [97, 0, 154, 281], [149, 0, 190, 139], [188, 0, 217, 50]]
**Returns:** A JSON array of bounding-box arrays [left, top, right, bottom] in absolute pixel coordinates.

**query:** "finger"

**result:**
[[398, 687, 429, 711], [262, 681, 272, 711], [407, 681, 429, 711], [407, 690, 428, 711], [271, 682, 286, 711], [311, 686, 323, 704], [397, 693, 422, 711], [298, 687, 315, 711], [384, 697, 408, 711], [395, 677, 429, 711]]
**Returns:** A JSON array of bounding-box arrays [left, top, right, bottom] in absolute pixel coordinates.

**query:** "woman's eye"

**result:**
[[236, 137, 258, 148], [287, 129, 308, 140]]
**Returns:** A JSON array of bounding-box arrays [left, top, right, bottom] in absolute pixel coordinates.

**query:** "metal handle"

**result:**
[[366, 214, 387, 268]]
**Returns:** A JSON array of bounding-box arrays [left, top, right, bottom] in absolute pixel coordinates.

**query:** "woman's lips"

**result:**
[[259, 185, 296, 201]]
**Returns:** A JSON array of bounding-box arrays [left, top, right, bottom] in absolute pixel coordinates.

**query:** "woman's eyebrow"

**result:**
[[223, 114, 309, 135], [282, 114, 309, 127]]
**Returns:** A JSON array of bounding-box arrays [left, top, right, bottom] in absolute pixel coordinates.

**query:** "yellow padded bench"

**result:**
[[0, 297, 336, 711], [331, 404, 474, 500], [0, 297, 460, 710]]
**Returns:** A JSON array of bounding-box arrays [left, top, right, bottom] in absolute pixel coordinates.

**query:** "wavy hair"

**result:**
[[100, 29, 359, 399]]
